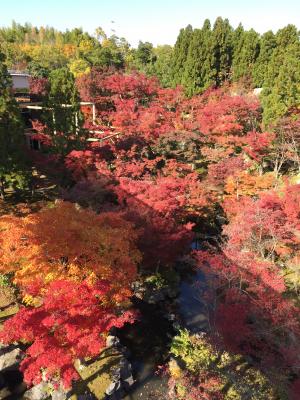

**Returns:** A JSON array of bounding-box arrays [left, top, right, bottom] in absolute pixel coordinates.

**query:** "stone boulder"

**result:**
[[0, 345, 23, 372], [23, 382, 50, 400]]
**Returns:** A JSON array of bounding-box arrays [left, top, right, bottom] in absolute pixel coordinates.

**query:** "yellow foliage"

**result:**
[[176, 383, 187, 399], [0, 201, 141, 298], [101, 39, 111, 48], [69, 59, 91, 77], [169, 359, 183, 379], [225, 171, 278, 199], [171, 331, 278, 400], [289, 173, 300, 185], [22, 294, 41, 307], [283, 255, 300, 293], [78, 39, 94, 53]]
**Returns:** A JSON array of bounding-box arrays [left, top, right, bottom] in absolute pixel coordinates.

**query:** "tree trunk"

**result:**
[[0, 178, 5, 200]]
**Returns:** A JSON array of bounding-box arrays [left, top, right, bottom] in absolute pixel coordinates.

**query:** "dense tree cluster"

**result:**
[[73, 70, 300, 398], [1, 19, 299, 126], [129, 19, 300, 126], [1, 52, 300, 398], [0, 51, 31, 197], [0, 22, 129, 76]]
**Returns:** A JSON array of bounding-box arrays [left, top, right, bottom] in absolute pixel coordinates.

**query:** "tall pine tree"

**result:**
[[171, 25, 193, 86], [0, 51, 31, 198], [182, 19, 215, 95], [232, 28, 260, 85], [212, 17, 233, 85], [253, 30, 277, 87], [261, 25, 300, 125]]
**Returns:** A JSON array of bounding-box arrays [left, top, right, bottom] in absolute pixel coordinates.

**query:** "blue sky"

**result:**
[[1, 0, 300, 46]]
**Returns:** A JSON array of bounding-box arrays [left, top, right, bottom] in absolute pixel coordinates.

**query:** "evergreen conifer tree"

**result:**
[[232, 29, 260, 85], [171, 25, 193, 86], [212, 17, 233, 85], [253, 31, 277, 87], [46, 67, 87, 156], [0, 52, 31, 198], [182, 19, 214, 95], [261, 25, 300, 125], [262, 42, 300, 126]]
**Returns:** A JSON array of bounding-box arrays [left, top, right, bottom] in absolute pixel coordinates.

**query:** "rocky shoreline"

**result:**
[[0, 265, 208, 400]]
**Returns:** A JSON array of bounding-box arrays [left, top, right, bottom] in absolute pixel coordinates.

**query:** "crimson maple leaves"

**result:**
[[0, 202, 140, 387], [1, 280, 136, 387], [2, 68, 300, 397]]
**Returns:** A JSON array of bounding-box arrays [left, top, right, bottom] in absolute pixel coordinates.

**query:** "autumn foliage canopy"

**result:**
[[1, 69, 300, 398]]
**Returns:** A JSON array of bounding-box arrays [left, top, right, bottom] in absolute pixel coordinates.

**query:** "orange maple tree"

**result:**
[[0, 201, 141, 301], [0, 201, 141, 388]]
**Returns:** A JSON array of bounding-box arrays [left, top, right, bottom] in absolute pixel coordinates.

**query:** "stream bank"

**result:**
[[0, 265, 207, 400], [117, 267, 208, 400]]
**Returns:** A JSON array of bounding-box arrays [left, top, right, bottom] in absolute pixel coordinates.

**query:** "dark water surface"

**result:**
[[120, 270, 207, 400]]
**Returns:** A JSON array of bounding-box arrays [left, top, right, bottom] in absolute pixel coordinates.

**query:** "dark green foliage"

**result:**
[[127, 41, 158, 78], [135, 41, 156, 66], [261, 25, 300, 126], [182, 20, 215, 95], [83, 35, 126, 69], [252, 31, 276, 87], [262, 25, 299, 90], [0, 52, 31, 197], [48, 68, 78, 106], [211, 17, 233, 85], [150, 45, 174, 87], [27, 60, 50, 78], [171, 25, 193, 86], [166, 19, 300, 124], [1, 19, 299, 127], [45, 68, 87, 156], [232, 29, 260, 84], [261, 42, 300, 126]]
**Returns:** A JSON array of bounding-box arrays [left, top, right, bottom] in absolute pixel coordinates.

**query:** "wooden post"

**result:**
[[0, 178, 5, 200]]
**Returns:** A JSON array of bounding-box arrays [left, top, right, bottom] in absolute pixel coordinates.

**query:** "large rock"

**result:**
[[23, 381, 70, 400], [23, 382, 49, 400], [106, 335, 120, 348], [105, 380, 121, 396], [0, 386, 12, 399], [119, 358, 134, 389], [132, 280, 179, 304], [51, 388, 69, 400], [73, 343, 134, 400], [0, 287, 16, 309], [74, 348, 123, 400], [0, 346, 22, 372]]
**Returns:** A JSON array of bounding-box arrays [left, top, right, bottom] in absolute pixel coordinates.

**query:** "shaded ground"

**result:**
[[0, 168, 61, 217]]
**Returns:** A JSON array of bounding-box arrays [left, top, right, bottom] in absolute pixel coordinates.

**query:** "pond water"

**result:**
[[118, 299, 173, 400], [120, 269, 207, 400], [178, 270, 208, 333]]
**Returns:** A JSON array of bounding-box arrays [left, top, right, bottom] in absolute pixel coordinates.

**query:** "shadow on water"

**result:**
[[117, 266, 208, 400], [177, 269, 208, 334], [117, 298, 174, 400]]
